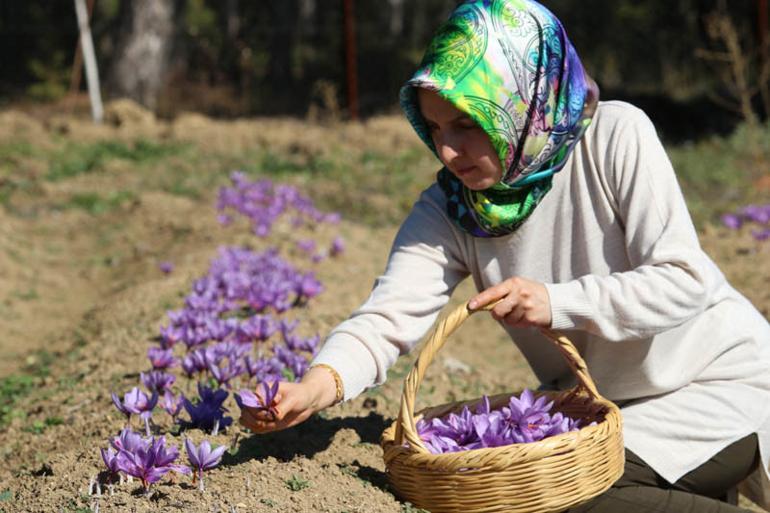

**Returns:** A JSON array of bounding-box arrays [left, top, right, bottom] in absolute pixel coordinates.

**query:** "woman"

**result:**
[[240, 1, 770, 510]]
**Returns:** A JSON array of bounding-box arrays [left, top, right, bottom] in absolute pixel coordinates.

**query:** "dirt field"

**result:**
[[0, 104, 767, 512]]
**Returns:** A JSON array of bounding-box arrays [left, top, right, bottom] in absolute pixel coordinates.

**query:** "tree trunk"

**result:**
[[106, 0, 176, 111]]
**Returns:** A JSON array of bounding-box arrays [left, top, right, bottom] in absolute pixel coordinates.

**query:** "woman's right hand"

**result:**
[[238, 365, 340, 434]]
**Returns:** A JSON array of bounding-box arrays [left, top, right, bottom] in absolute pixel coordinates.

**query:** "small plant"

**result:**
[[285, 474, 311, 491], [401, 503, 430, 513]]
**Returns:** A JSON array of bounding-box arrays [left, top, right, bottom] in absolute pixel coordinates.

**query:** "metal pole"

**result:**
[[74, 0, 103, 123], [343, 0, 359, 120]]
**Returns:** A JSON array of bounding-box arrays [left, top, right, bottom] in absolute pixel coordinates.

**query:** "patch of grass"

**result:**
[[46, 139, 188, 181], [0, 489, 12, 501], [0, 141, 39, 168], [668, 122, 770, 228], [23, 416, 64, 435], [259, 498, 277, 507], [0, 374, 36, 428], [285, 474, 311, 491], [12, 288, 38, 301], [401, 503, 430, 513], [61, 190, 137, 215]]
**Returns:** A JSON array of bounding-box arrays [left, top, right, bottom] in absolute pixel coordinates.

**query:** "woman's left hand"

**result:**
[[468, 276, 552, 328]]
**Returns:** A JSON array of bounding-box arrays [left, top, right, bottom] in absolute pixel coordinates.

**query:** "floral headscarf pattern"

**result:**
[[401, 0, 596, 237]]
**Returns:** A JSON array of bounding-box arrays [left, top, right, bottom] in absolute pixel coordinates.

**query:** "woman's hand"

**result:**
[[468, 276, 552, 328], [238, 366, 339, 434]]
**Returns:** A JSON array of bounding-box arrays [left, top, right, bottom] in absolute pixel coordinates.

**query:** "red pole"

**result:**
[[343, 0, 359, 120]]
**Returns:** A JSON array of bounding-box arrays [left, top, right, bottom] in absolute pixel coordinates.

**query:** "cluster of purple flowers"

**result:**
[[722, 204, 770, 241], [103, 173, 342, 495], [100, 429, 190, 494], [216, 171, 341, 237], [100, 429, 226, 494], [160, 247, 323, 351], [416, 390, 589, 454]]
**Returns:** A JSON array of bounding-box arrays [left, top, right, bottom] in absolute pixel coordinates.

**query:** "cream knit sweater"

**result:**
[[312, 101, 770, 484]]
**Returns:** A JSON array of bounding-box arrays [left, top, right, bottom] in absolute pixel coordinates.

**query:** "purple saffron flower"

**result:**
[[752, 228, 770, 241], [141, 370, 176, 393], [182, 384, 232, 435], [296, 239, 316, 255], [101, 447, 121, 477], [416, 392, 585, 454], [112, 387, 159, 434], [147, 347, 178, 370], [721, 213, 743, 230], [235, 381, 280, 420], [116, 435, 190, 494], [161, 390, 183, 419], [182, 349, 209, 378], [330, 236, 345, 257], [159, 261, 174, 274], [185, 439, 227, 491], [741, 204, 770, 225], [208, 359, 244, 388], [110, 428, 149, 453], [296, 273, 323, 300]]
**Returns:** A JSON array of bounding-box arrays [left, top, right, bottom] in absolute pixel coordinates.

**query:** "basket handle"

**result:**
[[394, 298, 604, 452]]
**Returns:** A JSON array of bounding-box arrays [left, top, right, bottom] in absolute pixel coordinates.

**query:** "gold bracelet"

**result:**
[[310, 363, 344, 405]]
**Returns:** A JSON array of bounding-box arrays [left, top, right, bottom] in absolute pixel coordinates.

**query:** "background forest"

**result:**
[[1, 0, 769, 142]]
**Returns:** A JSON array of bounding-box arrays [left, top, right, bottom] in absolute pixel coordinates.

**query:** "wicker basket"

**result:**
[[380, 300, 624, 513]]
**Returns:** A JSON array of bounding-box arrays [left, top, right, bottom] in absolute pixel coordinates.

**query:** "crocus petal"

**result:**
[[202, 444, 227, 470], [185, 438, 201, 469]]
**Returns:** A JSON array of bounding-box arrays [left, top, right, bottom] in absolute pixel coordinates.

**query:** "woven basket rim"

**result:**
[[382, 391, 620, 466]]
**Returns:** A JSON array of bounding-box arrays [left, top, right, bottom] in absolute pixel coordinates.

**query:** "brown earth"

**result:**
[[0, 103, 767, 512]]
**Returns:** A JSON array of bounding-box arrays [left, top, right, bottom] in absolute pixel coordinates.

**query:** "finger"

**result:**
[[239, 414, 266, 433], [271, 393, 299, 422], [468, 283, 508, 310], [491, 294, 518, 321], [469, 283, 511, 310], [504, 303, 527, 327]]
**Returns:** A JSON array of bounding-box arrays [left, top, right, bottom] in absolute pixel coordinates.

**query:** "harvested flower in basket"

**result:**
[[416, 391, 590, 454]]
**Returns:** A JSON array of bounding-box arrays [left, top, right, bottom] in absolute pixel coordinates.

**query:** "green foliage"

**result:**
[[285, 474, 311, 491], [0, 374, 36, 428], [46, 140, 187, 181], [26, 51, 69, 102], [259, 498, 277, 507], [23, 416, 64, 435], [280, 368, 296, 382], [62, 190, 136, 215], [0, 490, 11, 501], [401, 503, 430, 513]]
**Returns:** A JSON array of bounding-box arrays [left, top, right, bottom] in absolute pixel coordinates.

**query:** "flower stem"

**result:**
[[144, 416, 151, 437], [198, 472, 205, 492]]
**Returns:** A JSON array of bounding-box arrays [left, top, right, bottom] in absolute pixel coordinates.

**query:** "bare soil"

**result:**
[[0, 104, 767, 512]]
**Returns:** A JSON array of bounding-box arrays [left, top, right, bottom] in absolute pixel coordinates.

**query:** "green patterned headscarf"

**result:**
[[401, 0, 596, 237]]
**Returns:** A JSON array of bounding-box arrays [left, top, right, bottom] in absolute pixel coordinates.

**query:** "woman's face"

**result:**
[[417, 88, 503, 191]]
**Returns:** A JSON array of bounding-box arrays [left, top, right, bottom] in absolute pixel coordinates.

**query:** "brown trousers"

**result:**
[[567, 434, 759, 512]]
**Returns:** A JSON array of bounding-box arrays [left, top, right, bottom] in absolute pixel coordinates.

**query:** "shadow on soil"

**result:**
[[225, 411, 390, 463]]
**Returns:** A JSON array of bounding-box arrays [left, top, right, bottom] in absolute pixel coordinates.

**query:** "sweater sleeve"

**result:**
[[545, 105, 726, 341], [311, 188, 470, 400]]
